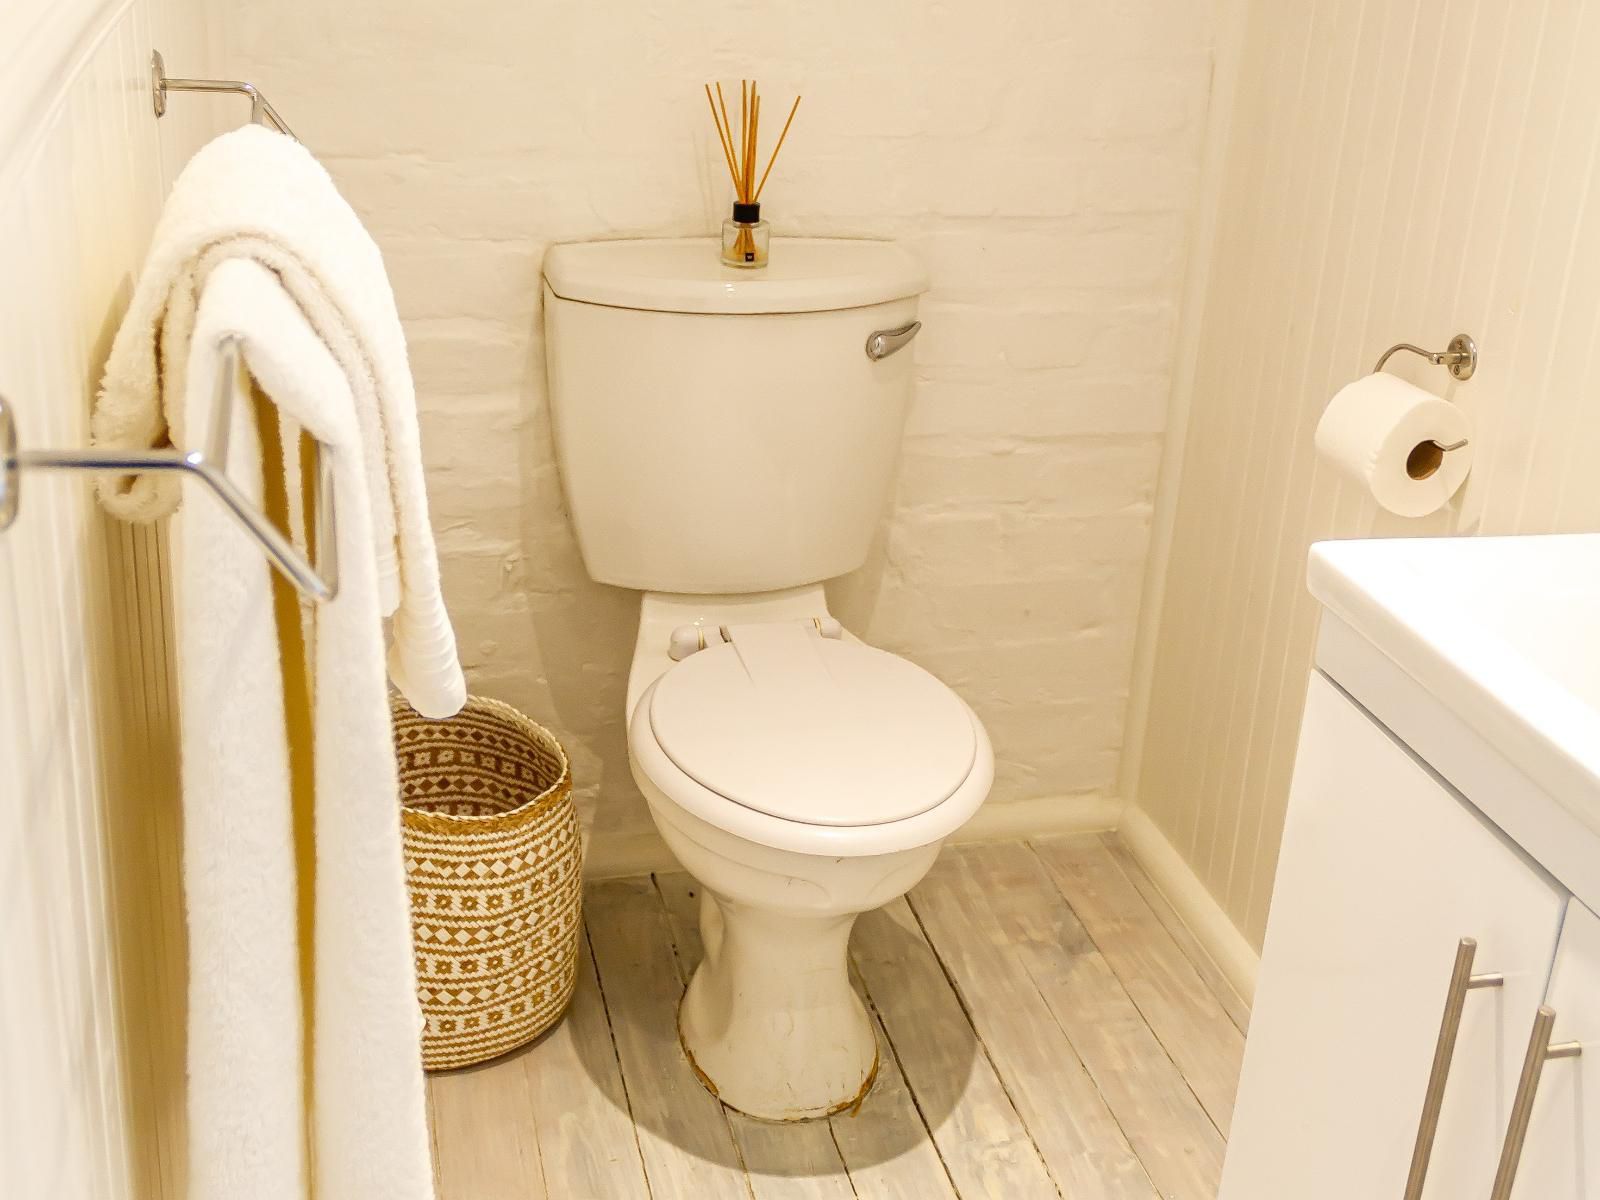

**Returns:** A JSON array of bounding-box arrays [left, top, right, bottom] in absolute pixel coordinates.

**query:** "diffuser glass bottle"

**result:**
[[722, 202, 770, 268]]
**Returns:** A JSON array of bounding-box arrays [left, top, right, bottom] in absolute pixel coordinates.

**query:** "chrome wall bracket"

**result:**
[[151, 49, 297, 140], [1374, 333, 1478, 382]]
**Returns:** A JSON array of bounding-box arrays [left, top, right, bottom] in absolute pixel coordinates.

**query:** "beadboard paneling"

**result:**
[[0, 3, 216, 1197], [1130, 0, 1600, 950]]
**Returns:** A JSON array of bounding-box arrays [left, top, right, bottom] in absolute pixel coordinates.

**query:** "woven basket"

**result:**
[[392, 695, 583, 1071]]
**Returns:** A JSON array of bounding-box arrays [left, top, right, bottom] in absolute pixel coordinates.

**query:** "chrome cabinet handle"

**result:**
[[865, 321, 922, 361], [1404, 938, 1505, 1200], [1488, 1005, 1582, 1200]]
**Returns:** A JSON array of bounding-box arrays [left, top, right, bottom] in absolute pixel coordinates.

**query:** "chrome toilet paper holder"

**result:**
[[1374, 333, 1478, 382], [1372, 332, 1477, 454]]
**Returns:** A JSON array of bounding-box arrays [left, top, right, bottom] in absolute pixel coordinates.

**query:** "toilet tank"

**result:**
[[542, 238, 927, 594]]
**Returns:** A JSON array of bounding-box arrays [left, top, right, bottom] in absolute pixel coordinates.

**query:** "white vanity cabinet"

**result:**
[[1220, 535, 1600, 1198], [1220, 674, 1567, 1200]]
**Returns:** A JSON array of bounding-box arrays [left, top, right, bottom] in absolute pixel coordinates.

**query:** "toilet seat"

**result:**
[[649, 622, 977, 827], [633, 620, 992, 857]]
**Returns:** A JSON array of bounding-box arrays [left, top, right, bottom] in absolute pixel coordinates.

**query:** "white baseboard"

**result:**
[[1118, 804, 1260, 1004], [582, 793, 1123, 881], [949, 792, 1123, 846]]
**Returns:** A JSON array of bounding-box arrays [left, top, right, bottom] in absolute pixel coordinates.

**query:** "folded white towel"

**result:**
[[91, 124, 457, 1199], [173, 259, 437, 1200], [94, 124, 465, 719]]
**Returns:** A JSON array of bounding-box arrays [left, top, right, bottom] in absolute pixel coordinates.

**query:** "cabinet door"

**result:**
[[1220, 674, 1566, 1200], [1499, 900, 1600, 1199]]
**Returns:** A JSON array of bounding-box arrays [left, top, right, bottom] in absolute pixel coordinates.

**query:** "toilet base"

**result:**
[[678, 1005, 880, 1122], [677, 891, 879, 1121]]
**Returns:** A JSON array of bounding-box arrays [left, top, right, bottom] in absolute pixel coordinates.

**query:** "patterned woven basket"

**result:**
[[391, 694, 583, 1071]]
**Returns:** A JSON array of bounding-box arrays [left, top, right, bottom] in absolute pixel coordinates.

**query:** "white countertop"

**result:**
[[1309, 534, 1600, 841]]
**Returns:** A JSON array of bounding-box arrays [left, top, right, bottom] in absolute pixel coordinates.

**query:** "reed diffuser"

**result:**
[[703, 80, 801, 268]]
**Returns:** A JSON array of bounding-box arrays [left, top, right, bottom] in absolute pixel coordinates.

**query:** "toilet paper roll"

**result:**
[[1314, 373, 1473, 518]]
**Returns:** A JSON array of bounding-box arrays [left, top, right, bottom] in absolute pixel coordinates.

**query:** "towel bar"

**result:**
[[151, 50, 297, 140], [0, 335, 339, 602]]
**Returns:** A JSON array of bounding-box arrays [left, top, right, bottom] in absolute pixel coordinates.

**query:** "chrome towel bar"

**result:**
[[0, 335, 339, 602]]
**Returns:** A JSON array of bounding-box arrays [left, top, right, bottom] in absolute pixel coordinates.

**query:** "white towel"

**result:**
[[90, 126, 455, 1199], [174, 271, 306, 1198], [93, 124, 465, 719], [169, 259, 436, 1200]]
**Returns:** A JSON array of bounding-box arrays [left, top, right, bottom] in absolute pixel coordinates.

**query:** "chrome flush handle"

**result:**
[[865, 321, 922, 361]]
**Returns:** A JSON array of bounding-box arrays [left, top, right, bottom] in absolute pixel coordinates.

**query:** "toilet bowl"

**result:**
[[625, 607, 993, 1119], [542, 236, 992, 1119]]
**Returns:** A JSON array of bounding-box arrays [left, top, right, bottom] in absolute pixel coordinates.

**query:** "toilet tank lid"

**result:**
[[542, 237, 928, 315]]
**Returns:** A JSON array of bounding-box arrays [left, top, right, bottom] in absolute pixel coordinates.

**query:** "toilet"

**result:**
[[542, 238, 993, 1121]]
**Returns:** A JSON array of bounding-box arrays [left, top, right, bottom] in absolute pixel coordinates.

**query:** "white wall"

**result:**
[[218, 1, 1220, 868], [0, 2, 219, 1195], [1127, 0, 1600, 954]]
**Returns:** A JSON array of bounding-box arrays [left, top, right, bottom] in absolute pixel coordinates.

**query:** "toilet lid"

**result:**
[[648, 622, 977, 826]]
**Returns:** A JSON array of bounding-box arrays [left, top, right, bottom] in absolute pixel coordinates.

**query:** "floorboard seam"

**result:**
[[519, 1066, 552, 1200], [842, 970, 958, 1197], [424, 1074, 443, 1195], [822, 1114, 862, 1199], [646, 874, 759, 1200], [1024, 840, 1230, 1141], [1099, 833, 1251, 1034], [581, 918, 657, 1199], [938, 847, 1178, 1197], [1100, 832, 1242, 1021], [1002, 900, 1168, 1199], [901, 888, 1067, 1200], [529, 1130, 552, 1200]]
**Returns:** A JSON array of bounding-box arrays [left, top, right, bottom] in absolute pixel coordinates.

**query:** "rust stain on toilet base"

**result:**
[[677, 995, 879, 1122], [832, 1051, 879, 1120]]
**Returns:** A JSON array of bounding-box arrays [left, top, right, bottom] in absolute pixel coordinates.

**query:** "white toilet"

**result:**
[[542, 238, 993, 1121]]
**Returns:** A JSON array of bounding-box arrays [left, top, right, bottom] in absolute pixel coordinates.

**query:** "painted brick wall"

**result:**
[[218, 2, 1217, 865]]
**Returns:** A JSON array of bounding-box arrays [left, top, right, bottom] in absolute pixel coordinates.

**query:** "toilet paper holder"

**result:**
[[1374, 333, 1478, 382], [1373, 332, 1477, 454]]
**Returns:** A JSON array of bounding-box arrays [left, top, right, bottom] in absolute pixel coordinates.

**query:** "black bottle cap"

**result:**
[[731, 201, 761, 224]]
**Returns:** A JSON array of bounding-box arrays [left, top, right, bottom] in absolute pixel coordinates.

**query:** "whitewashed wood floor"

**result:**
[[426, 834, 1248, 1200]]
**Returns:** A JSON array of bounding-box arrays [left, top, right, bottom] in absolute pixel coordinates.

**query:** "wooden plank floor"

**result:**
[[428, 834, 1246, 1200]]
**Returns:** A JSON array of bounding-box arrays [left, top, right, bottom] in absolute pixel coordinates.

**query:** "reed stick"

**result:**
[[703, 78, 802, 220], [704, 84, 740, 190], [747, 93, 760, 200], [716, 81, 736, 178], [754, 95, 801, 201]]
